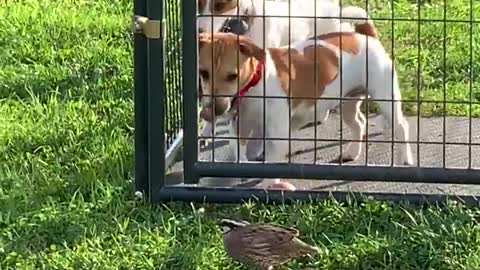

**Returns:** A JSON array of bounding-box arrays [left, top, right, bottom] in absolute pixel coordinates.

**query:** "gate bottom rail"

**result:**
[[193, 162, 480, 185], [151, 185, 480, 206]]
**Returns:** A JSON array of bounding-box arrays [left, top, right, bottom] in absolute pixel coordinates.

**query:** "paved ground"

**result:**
[[167, 114, 480, 196]]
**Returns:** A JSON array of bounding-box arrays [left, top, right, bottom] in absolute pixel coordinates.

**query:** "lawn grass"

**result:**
[[2, 0, 480, 269], [346, 0, 480, 116]]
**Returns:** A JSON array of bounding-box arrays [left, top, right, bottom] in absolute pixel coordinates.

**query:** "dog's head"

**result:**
[[197, 0, 252, 35], [198, 32, 265, 121]]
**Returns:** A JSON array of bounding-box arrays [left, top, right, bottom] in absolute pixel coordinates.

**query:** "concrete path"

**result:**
[[167, 114, 480, 196]]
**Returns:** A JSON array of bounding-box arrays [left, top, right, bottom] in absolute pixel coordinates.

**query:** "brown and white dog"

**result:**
[[197, 0, 343, 45], [197, 22, 414, 165], [197, 0, 373, 145]]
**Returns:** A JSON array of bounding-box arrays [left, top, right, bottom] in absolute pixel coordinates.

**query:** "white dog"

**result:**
[[197, 0, 372, 146], [197, 22, 414, 165]]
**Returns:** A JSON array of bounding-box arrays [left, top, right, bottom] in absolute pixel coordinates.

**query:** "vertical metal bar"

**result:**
[[468, 0, 473, 169], [146, 0, 165, 196], [313, 0, 317, 165], [365, 0, 369, 167], [134, 0, 149, 195], [236, 0, 240, 164], [182, 0, 199, 184], [288, 0, 292, 163], [358, 0, 364, 166], [390, 0, 395, 167], [210, 9, 216, 163], [416, 1, 421, 167], [442, 0, 447, 168], [262, 0, 266, 164], [339, 0, 344, 166]]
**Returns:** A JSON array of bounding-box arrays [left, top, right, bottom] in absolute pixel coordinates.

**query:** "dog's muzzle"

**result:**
[[220, 17, 250, 35], [199, 97, 231, 122]]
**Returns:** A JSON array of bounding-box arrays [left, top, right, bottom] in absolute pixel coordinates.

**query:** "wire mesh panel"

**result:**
[[141, 0, 480, 204], [164, 0, 183, 151], [193, 0, 480, 170]]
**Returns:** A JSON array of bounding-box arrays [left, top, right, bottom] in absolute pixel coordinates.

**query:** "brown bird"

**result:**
[[219, 219, 318, 270]]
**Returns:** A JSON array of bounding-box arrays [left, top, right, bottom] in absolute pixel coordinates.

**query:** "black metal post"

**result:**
[[146, 0, 165, 198], [134, 0, 149, 195], [182, 0, 200, 184]]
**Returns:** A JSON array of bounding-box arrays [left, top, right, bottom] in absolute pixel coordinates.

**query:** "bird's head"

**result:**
[[219, 219, 249, 234]]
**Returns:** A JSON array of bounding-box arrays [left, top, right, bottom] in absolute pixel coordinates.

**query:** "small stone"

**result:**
[[134, 191, 143, 199]]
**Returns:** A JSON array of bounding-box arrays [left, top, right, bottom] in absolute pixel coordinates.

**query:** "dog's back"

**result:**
[[197, 0, 369, 48]]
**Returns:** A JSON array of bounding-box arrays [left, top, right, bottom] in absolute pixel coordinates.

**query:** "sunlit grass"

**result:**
[[1, 0, 480, 269]]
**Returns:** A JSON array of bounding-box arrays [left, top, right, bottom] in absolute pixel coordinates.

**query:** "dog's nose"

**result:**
[[224, 18, 249, 35], [200, 107, 214, 122], [203, 99, 213, 108]]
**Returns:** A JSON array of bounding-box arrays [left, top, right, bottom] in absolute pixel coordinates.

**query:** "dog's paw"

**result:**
[[396, 153, 414, 166], [199, 138, 211, 148], [254, 152, 265, 162], [401, 159, 414, 166]]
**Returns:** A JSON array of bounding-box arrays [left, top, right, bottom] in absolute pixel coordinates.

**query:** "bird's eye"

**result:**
[[226, 73, 238, 81], [199, 69, 209, 80], [222, 226, 232, 234]]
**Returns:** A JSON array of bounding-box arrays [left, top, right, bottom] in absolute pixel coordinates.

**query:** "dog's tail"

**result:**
[[340, 6, 378, 39]]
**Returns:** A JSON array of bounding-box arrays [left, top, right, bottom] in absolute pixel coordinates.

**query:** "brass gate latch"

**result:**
[[132, 15, 165, 40]]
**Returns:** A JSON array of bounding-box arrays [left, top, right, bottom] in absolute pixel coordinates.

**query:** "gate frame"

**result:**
[[133, 0, 480, 206], [133, 0, 165, 199]]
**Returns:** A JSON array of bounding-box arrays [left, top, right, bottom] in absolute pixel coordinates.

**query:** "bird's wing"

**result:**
[[241, 224, 297, 248], [267, 223, 299, 237], [246, 225, 317, 255]]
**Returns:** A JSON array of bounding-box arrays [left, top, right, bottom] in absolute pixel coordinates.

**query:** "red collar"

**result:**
[[230, 60, 263, 118]]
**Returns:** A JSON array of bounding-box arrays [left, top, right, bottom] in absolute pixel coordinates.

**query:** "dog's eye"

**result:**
[[226, 73, 238, 81], [199, 70, 209, 80]]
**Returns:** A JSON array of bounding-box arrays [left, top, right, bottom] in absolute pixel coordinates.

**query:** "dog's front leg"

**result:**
[[199, 121, 213, 146], [227, 119, 248, 162], [331, 99, 365, 163], [263, 99, 290, 163]]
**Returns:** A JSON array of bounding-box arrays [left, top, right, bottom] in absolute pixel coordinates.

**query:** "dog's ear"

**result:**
[[198, 33, 211, 50], [238, 36, 265, 62]]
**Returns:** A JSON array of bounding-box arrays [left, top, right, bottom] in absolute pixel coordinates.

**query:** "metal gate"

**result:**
[[133, 0, 480, 205]]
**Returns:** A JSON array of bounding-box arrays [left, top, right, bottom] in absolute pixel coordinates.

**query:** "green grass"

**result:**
[[348, 0, 480, 116], [2, 0, 480, 269]]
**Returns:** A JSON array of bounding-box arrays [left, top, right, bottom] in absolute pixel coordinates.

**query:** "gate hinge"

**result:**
[[132, 15, 165, 40]]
